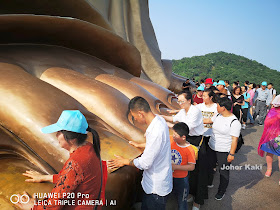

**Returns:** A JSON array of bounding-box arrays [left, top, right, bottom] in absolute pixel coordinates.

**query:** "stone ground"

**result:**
[[133, 124, 280, 210]]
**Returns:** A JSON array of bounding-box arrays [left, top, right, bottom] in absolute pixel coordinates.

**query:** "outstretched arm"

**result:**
[[107, 155, 136, 170], [167, 109, 179, 114], [23, 170, 53, 183], [18, 160, 84, 210], [161, 114, 174, 122]]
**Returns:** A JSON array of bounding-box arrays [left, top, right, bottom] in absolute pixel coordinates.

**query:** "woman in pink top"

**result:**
[[247, 84, 255, 106], [247, 83, 255, 124]]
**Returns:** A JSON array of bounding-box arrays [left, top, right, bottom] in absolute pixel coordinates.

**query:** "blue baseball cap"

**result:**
[[213, 82, 217, 86], [197, 86, 204, 91], [41, 110, 88, 134], [217, 80, 226, 86], [261, 81, 267, 86]]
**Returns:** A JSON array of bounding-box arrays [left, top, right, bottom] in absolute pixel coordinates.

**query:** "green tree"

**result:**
[[172, 51, 280, 92]]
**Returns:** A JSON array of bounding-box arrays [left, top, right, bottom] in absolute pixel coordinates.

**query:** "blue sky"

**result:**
[[149, 0, 280, 71]]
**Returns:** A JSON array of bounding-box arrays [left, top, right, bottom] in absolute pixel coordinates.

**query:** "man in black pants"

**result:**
[[204, 97, 241, 200]]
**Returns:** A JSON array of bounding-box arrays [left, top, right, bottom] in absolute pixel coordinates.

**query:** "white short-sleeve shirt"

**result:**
[[196, 103, 218, 137], [173, 105, 204, 136], [209, 114, 241, 152]]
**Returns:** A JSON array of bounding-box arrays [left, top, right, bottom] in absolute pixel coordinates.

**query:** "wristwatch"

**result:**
[[229, 153, 235, 156]]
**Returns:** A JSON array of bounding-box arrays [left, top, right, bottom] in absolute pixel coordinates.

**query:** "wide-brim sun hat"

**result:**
[[41, 110, 88, 134]]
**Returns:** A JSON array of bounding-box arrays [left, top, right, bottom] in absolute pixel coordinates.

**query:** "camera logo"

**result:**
[[10, 194, 30, 204]]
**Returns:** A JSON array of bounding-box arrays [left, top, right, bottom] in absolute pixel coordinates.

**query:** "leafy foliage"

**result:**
[[172, 51, 280, 92]]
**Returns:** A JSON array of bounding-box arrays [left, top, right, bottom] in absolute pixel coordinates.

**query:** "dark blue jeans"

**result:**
[[247, 105, 254, 123], [141, 192, 168, 210], [173, 176, 189, 210]]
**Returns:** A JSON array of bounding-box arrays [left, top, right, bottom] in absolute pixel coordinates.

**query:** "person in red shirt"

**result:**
[[193, 86, 204, 105], [171, 122, 196, 210], [15, 110, 105, 210]]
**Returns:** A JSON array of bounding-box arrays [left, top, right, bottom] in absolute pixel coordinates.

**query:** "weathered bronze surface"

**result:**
[[0, 15, 141, 77], [0, 44, 135, 80], [95, 74, 168, 115], [0, 1, 187, 209], [0, 0, 113, 31], [0, 126, 55, 209], [40, 67, 145, 143], [131, 77, 181, 110], [0, 61, 143, 209]]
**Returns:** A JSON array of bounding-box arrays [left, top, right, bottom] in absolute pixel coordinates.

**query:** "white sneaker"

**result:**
[[242, 124, 246, 129]]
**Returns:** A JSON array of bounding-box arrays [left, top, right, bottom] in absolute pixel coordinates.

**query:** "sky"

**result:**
[[149, 0, 280, 71]]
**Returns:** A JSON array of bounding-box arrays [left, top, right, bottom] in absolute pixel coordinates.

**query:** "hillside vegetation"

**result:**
[[172, 51, 280, 92]]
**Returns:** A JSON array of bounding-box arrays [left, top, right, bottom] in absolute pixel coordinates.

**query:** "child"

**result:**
[[171, 122, 196, 210], [193, 86, 204, 105]]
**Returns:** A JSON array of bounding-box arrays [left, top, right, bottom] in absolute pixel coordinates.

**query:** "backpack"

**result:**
[[230, 119, 244, 153]]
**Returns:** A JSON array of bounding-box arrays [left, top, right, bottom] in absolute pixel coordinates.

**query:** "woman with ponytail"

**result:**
[[16, 110, 104, 210]]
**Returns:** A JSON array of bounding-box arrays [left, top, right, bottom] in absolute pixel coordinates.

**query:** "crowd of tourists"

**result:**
[[15, 77, 278, 210], [107, 78, 243, 210], [186, 78, 277, 127], [108, 78, 279, 210]]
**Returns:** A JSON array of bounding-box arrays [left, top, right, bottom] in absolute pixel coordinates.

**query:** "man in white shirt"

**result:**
[[108, 96, 172, 209]]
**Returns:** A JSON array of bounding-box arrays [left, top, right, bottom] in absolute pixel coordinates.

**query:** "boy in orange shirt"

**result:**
[[171, 122, 196, 210]]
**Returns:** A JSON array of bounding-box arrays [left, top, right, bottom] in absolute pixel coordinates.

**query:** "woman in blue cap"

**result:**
[[15, 110, 103, 210]]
